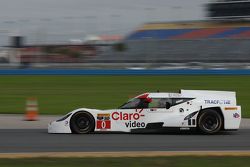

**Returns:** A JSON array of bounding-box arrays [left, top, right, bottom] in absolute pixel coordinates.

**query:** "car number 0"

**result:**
[[101, 121, 106, 129]]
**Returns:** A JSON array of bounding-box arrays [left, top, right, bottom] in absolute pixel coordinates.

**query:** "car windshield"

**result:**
[[118, 98, 141, 109]]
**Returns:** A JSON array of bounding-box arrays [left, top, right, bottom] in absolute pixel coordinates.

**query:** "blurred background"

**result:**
[[1, 0, 250, 117], [1, 0, 250, 69]]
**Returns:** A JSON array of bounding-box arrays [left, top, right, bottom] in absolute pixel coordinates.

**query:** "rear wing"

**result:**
[[180, 89, 237, 106]]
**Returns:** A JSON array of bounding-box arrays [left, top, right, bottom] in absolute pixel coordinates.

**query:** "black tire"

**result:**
[[197, 109, 223, 134], [70, 112, 95, 134]]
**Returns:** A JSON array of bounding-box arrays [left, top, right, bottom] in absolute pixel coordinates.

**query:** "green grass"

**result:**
[[0, 76, 249, 117], [0, 157, 250, 167]]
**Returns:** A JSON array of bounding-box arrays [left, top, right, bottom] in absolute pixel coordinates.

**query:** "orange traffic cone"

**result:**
[[25, 97, 39, 121]]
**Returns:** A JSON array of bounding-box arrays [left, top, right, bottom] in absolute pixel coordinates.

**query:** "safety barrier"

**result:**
[[24, 97, 39, 121], [1, 69, 250, 75]]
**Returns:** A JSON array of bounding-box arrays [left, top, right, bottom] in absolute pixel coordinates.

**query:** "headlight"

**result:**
[[56, 113, 72, 122]]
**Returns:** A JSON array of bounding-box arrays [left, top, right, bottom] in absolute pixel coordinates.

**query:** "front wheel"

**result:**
[[70, 112, 95, 134], [197, 110, 223, 134]]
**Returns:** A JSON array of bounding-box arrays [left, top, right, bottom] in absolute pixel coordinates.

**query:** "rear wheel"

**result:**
[[70, 112, 95, 134], [198, 109, 222, 134]]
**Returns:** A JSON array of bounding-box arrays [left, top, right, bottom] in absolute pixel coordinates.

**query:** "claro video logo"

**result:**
[[96, 113, 111, 129], [111, 109, 145, 120], [112, 109, 145, 128]]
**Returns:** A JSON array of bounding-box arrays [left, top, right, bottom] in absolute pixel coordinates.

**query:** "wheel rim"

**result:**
[[76, 116, 90, 131], [201, 115, 219, 132]]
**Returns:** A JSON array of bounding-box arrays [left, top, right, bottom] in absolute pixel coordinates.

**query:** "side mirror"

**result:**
[[166, 102, 171, 109]]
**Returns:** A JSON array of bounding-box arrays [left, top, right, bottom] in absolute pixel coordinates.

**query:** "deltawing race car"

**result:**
[[48, 90, 241, 134]]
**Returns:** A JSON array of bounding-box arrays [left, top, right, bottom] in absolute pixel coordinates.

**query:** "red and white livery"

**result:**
[[48, 90, 241, 134]]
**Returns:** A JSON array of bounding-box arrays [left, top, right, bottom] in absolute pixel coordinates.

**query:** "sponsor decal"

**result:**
[[204, 100, 231, 105], [169, 93, 181, 98], [112, 109, 145, 128], [136, 108, 144, 113], [233, 113, 240, 118], [111, 109, 145, 121], [96, 113, 111, 129], [179, 108, 184, 113], [225, 107, 238, 110], [125, 121, 145, 128]]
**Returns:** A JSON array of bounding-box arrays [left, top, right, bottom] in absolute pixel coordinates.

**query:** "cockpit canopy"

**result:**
[[119, 94, 193, 109]]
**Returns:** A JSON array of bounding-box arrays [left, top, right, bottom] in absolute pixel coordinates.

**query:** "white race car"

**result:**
[[48, 90, 241, 134]]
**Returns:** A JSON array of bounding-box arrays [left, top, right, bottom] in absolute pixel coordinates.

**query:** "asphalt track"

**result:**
[[1, 129, 250, 153]]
